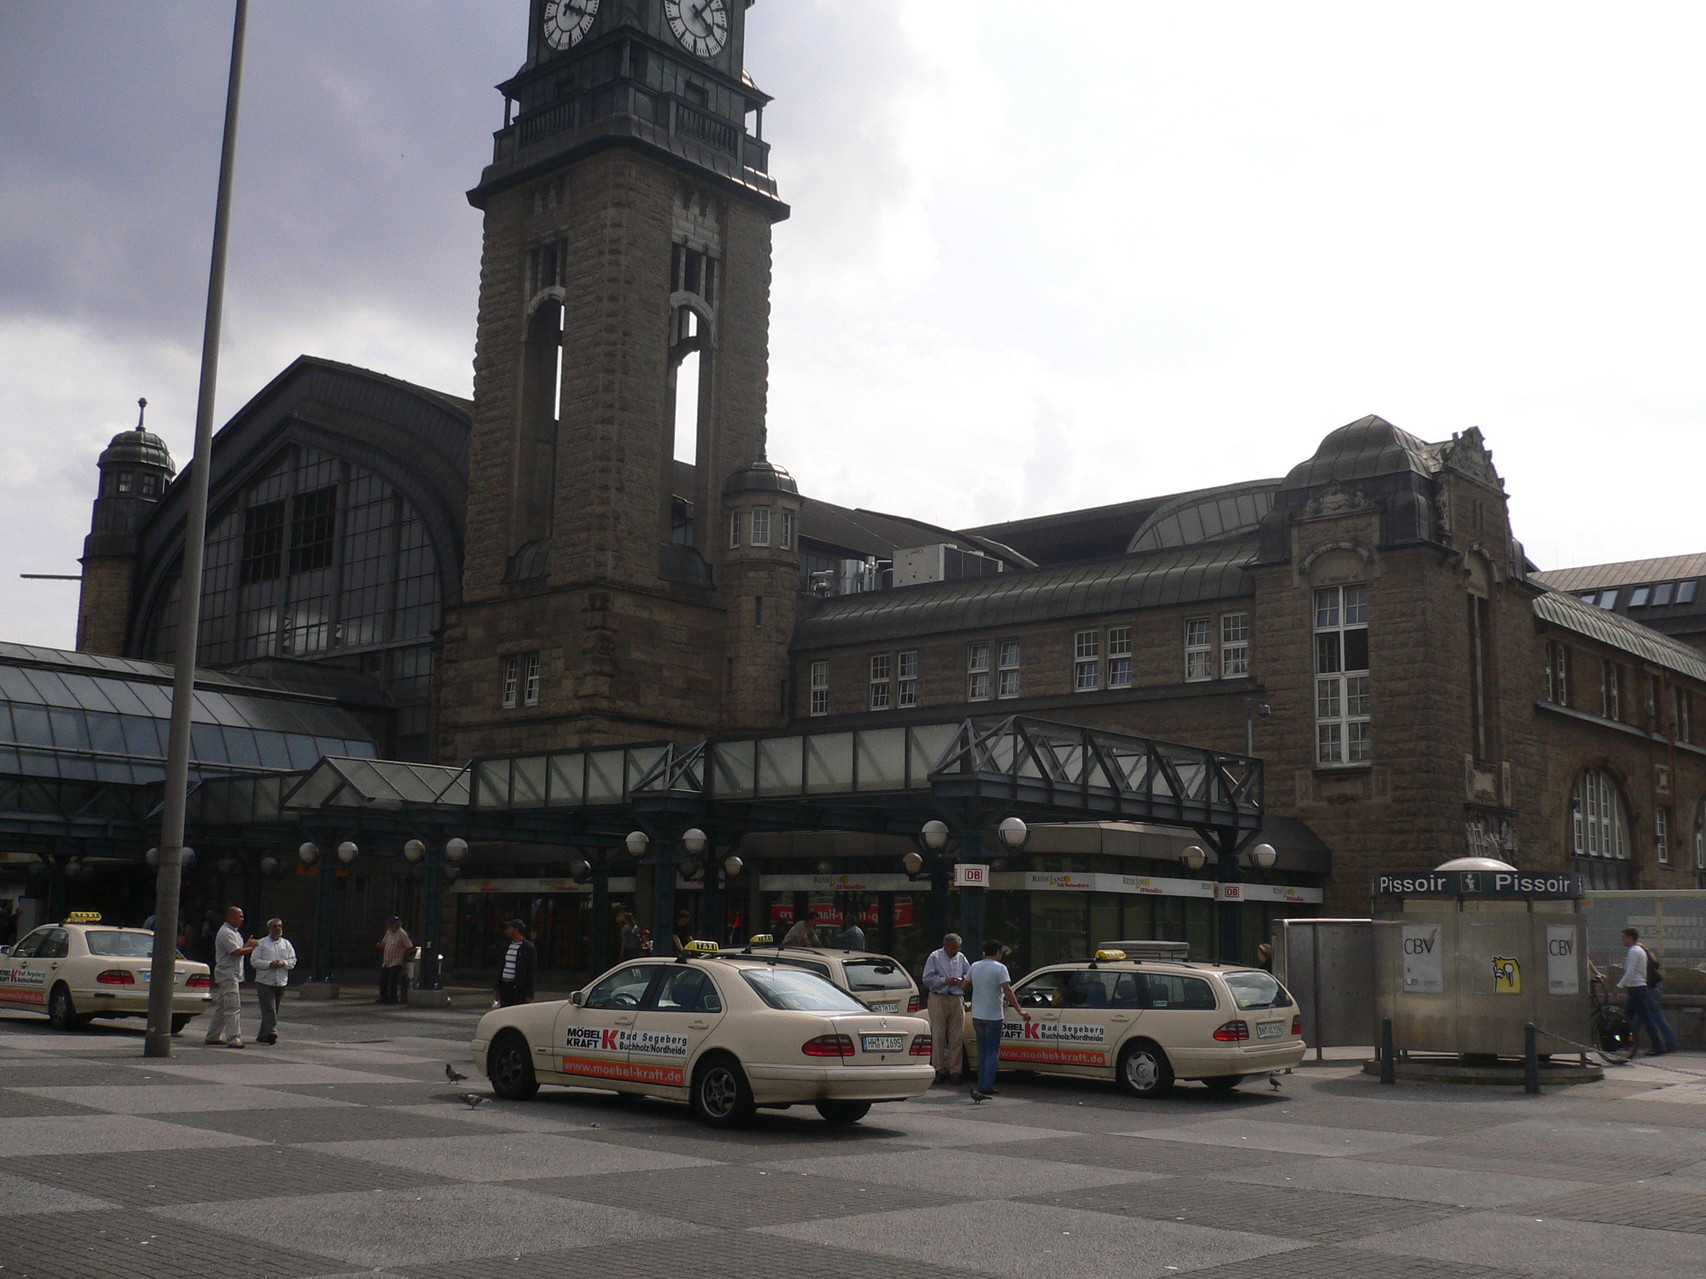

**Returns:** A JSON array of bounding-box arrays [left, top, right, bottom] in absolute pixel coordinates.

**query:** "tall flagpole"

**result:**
[[145, 0, 249, 1058]]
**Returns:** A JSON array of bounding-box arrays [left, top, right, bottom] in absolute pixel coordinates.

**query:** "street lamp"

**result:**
[[902, 850, 925, 878], [1245, 698, 1271, 757], [1180, 844, 1207, 873], [921, 820, 950, 852], [402, 839, 425, 864], [997, 816, 1029, 853], [625, 830, 650, 857], [336, 841, 358, 864], [1251, 842, 1277, 871]]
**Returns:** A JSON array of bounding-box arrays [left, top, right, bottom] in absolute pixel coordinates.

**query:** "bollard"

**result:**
[[1379, 1017, 1395, 1085], [1523, 1022, 1539, 1095]]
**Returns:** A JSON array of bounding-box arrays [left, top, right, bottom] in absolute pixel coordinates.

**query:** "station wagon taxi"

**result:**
[[471, 940, 934, 1126], [731, 936, 923, 1014], [0, 913, 212, 1033], [966, 950, 1306, 1097]]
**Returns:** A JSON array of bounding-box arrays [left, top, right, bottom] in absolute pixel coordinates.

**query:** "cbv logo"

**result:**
[[1548, 937, 1574, 957], [1403, 932, 1438, 954]]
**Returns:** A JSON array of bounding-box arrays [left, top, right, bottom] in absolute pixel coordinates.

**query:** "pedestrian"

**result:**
[[672, 911, 695, 955], [375, 916, 413, 1004], [781, 916, 816, 947], [1256, 942, 1273, 971], [618, 911, 645, 960], [834, 913, 866, 950], [250, 917, 297, 1045], [203, 906, 256, 1048], [964, 939, 1029, 1100], [922, 932, 971, 1083], [1617, 927, 1680, 1057], [494, 918, 536, 1008]]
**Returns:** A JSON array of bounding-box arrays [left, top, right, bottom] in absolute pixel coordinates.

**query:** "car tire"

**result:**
[[1201, 1075, 1243, 1092], [814, 1100, 872, 1125], [47, 985, 88, 1031], [487, 1031, 539, 1100], [171, 1014, 193, 1035], [692, 1055, 755, 1127], [1117, 1040, 1174, 1099]]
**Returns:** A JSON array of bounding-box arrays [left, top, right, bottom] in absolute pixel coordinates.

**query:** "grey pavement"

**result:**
[[3, 990, 1706, 1278]]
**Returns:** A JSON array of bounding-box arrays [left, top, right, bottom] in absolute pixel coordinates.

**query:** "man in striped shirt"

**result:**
[[495, 919, 537, 1008]]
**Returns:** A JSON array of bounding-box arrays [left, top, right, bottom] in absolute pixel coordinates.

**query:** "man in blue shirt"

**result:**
[[965, 940, 1029, 1099], [922, 933, 971, 1082]]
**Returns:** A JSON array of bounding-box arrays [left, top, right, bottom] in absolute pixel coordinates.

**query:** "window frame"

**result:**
[[808, 660, 829, 717], [1107, 625, 1132, 689], [1220, 612, 1250, 678], [523, 653, 541, 707], [1313, 584, 1370, 766], [1184, 617, 1213, 683], [896, 650, 918, 708], [750, 507, 771, 548], [501, 655, 520, 710], [997, 639, 1022, 699], [967, 642, 991, 702], [1073, 630, 1100, 692], [868, 652, 892, 711]]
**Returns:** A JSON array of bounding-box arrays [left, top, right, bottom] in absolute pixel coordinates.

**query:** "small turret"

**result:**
[[719, 455, 802, 729], [77, 399, 175, 655]]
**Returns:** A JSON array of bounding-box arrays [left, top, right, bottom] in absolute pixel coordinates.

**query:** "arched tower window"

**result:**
[[514, 239, 566, 551], [1571, 767, 1632, 889]]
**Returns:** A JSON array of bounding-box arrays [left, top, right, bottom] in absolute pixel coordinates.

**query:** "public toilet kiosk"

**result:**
[[1371, 857, 1591, 1063]]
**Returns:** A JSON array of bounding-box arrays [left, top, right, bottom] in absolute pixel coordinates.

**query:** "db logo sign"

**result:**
[[953, 864, 990, 888]]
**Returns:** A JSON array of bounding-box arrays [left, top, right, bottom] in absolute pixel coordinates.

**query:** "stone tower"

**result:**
[[76, 400, 176, 656], [436, 0, 793, 758]]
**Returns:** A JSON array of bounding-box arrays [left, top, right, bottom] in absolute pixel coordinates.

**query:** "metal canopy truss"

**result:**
[[281, 756, 470, 813]]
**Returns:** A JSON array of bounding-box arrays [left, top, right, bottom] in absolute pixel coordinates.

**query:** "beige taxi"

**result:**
[[0, 913, 212, 1033], [730, 936, 923, 1014], [471, 941, 934, 1126], [965, 950, 1306, 1097]]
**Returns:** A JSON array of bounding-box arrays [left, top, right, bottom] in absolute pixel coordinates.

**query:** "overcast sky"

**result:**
[[3, 1, 1704, 650]]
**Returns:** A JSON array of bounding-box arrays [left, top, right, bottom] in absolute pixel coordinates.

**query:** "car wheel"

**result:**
[[814, 1100, 872, 1125], [487, 1031, 539, 1100], [692, 1055, 755, 1127], [1201, 1075, 1243, 1092], [47, 985, 87, 1031], [1117, 1040, 1174, 1099], [170, 1014, 193, 1035]]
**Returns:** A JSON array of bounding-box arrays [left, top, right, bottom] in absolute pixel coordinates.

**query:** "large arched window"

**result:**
[[1571, 768, 1632, 889]]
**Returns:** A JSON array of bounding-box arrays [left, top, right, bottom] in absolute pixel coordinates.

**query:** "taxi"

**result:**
[[965, 950, 1306, 1097], [0, 913, 212, 1033], [731, 936, 923, 1014], [470, 940, 934, 1126]]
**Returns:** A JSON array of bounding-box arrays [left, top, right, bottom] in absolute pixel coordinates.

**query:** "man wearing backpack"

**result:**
[[1618, 927, 1680, 1057]]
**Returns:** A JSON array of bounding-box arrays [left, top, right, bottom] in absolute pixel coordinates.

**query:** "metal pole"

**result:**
[[1379, 1016, 1396, 1085], [1523, 1022, 1540, 1095], [145, 0, 248, 1058]]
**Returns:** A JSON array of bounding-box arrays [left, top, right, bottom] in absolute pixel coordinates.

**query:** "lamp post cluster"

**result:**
[[1180, 839, 1277, 961], [293, 836, 466, 991], [902, 814, 1029, 950], [626, 827, 745, 949]]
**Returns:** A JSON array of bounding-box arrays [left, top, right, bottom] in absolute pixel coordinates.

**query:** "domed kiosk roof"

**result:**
[[723, 457, 798, 496], [1281, 415, 1435, 490]]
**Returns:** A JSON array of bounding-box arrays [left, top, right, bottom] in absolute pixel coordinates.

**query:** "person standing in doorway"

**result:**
[[203, 906, 256, 1048], [375, 916, 413, 1004], [834, 912, 867, 951], [618, 911, 645, 961], [250, 917, 296, 1045], [671, 911, 695, 956], [964, 940, 1029, 1100], [922, 933, 971, 1083], [494, 918, 536, 1007], [1618, 927, 1680, 1056]]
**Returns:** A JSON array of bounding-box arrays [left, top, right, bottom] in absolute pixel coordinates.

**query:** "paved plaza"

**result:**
[[2, 993, 1705, 1279]]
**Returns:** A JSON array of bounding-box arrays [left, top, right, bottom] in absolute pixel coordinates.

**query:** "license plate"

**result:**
[[867, 1002, 899, 1013], [861, 1033, 905, 1053], [1256, 1021, 1285, 1039]]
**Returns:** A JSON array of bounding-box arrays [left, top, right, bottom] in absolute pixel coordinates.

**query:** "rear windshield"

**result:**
[[1223, 970, 1292, 1011], [742, 967, 867, 1012], [87, 931, 154, 958], [841, 959, 914, 992]]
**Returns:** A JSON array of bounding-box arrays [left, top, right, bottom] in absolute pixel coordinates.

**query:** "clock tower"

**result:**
[[436, 0, 794, 756]]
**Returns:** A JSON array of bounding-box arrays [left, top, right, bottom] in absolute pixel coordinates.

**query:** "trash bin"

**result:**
[[416, 944, 442, 991]]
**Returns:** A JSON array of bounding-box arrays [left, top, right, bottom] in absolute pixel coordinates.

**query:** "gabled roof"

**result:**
[[1534, 589, 1706, 684], [1533, 553, 1706, 593]]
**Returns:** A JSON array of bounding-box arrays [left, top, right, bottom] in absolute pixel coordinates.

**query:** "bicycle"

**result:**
[[1590, 974, 1635, 1064]]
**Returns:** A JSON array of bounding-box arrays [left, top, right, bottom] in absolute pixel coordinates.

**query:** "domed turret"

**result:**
[[78, 399, 176, 655]]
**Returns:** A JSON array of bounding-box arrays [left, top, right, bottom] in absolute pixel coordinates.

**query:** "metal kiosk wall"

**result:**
[[1371, 859, 1590, 1060]]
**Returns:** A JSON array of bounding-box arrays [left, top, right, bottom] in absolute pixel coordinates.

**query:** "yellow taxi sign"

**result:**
[[1094, 948, 1127, 962], [747, 933, 775, 945], [683, 939, 721, 956], [67, 910, 103, 923]]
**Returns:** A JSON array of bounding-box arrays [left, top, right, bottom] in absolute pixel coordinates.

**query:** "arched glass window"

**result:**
[[1571, 768, 1632, 889]]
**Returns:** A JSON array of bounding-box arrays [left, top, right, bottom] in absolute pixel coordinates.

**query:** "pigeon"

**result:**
[[1268, 1074, 1282, 1090], [445, 1064, 468, 1083], [969, 1089, 989, 1105], [459, 1093, 488, 1108]]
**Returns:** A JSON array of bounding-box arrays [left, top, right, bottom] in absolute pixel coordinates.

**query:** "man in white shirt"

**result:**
[[204, 906, 256, 1048], [1618, 927, 1679, 1056], [250, 918, 297, 1045], [922, 933, 971, 1082], [965, 939, 1029, 1099]]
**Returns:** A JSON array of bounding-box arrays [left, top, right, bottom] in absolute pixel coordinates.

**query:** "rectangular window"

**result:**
[[523, 653, 541, 706], [897, 650, 918, 708], [1107, 626, 1132, 688], [728, 510, 742, 549], [1601, 659, 1622, 721], [808, 660, 829, 717], [1657, 807, 1671, 865], [1314, 584, 1370, 765], [1630, 586, 1651, 607], [501, 655, 520, 709], [1677, 580, 1697, 604], [1074, 630, 1100, 692], [1544, 640, 1571, 706], [1676, 687, 1693, 743], [1653, 582, 1675, 606], [1184, 617, 1213, 682], [750, 508, 771, 547], [968, 642, 991, 701], [1220, 613, 1249, 678], [240, 499, 285, 585], [997, 640, 1022, 699], [288, 486, 338, 575], [869, 653, 892, 711], [779, 510, 793, 551]]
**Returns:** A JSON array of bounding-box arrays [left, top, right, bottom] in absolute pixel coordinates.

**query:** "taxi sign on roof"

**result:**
[[1094, 949, 1127, 962], [67, 911, 102, 923], [683, 939, 721, 956], [747, 934, 775, 945]]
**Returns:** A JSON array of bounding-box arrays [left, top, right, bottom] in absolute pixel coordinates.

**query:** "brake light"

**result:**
[[1213, 1020, 1250, 1042], [802, 1034, 855, 1057], [96, 969, 137, 985], [1291, 1015, 1302, 1036], [907, 994, 924, 1014], [909, 1034, 932, 1056], [186, 973, 211, 989]]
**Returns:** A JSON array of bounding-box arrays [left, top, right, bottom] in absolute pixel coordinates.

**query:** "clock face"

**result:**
[[542, 0, 599, 51], [663, 0, 728, 59]]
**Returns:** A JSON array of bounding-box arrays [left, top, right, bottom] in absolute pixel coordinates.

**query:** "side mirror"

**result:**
[[569, 990, 584, 1006]]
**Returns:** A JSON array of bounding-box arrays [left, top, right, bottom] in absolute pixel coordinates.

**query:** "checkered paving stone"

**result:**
[[517, 1162, 972, 1227], [0, 1089, 106, 1118], [1170, 1242, 1556, 1279], [0, 1207, 341, 1279], [1510, 1183, 1706, 1234], [0, 1113, 260, 1158], [0, 1167, 115, 1215], [1378, 1137, 1700, 1183], [572, 1115, 934, 1163], [264, 1081, 474, 1107], [164, 1103, 490, 1143], [977, 1133, 1294, 1175], [0, 1061, 200, 1089], [1020, 1175, 1464, 1243], [1245, 1102, 1513, 1138], [4, 1143, 458, 1207]]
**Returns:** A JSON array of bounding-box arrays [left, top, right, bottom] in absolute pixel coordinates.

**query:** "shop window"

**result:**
[[1314, 584, 1369, 765], [1221, 612, 1249, 678]]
